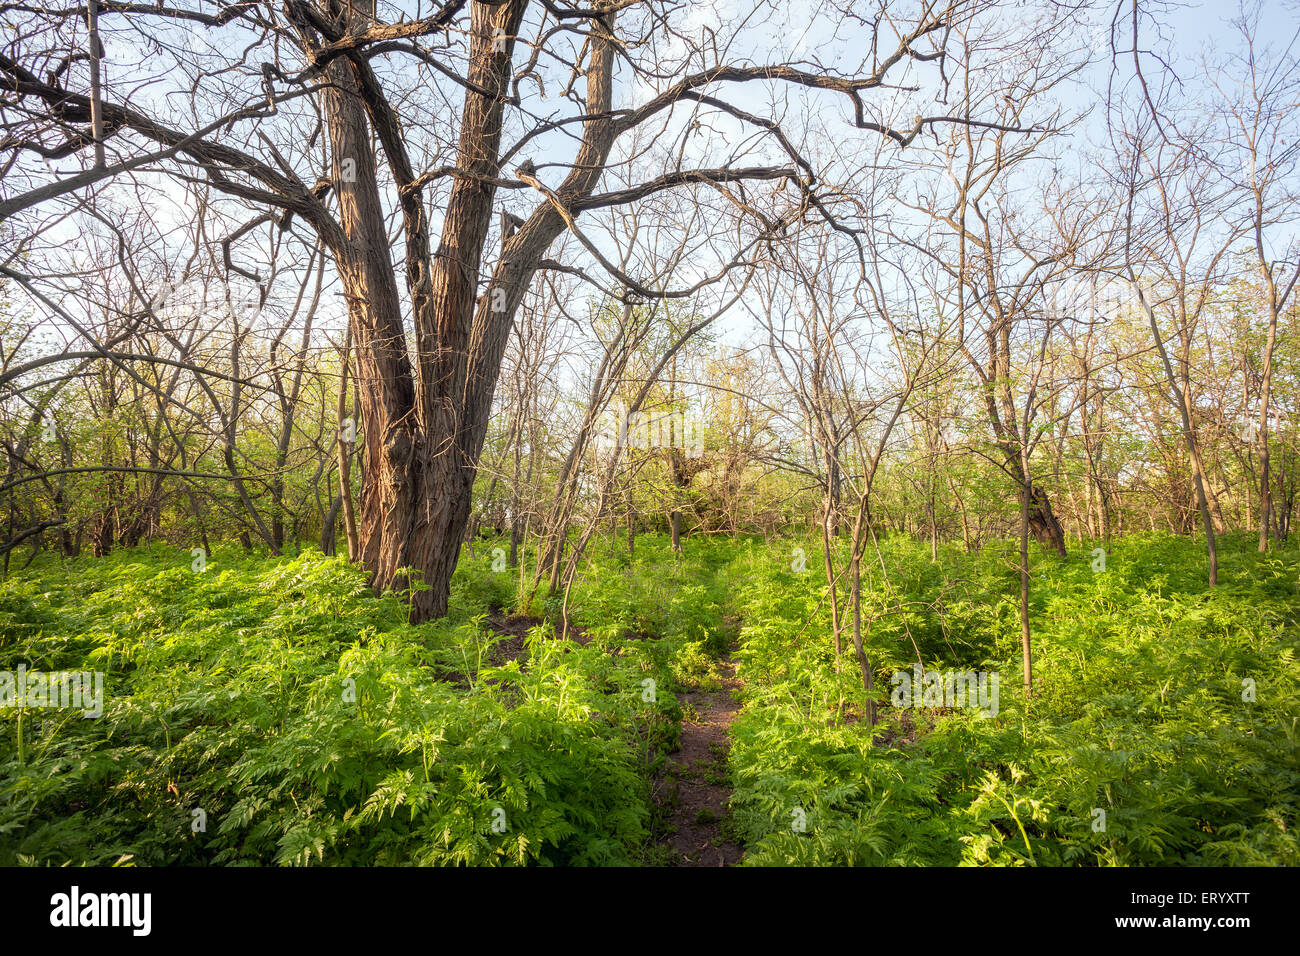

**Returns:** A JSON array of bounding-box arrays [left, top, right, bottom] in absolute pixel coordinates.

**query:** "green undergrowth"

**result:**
[[3, 531, 1295, 866], [720, 532, 1300, 866], [0, 540, 711, 866]]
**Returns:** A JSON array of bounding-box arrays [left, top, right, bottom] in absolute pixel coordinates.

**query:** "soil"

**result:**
[[652, 657, 744, 866], [481, 611, 594, 669], [480, 610, 748, 865], [484, 612, 541, 665], [871, 707, 924, 749]]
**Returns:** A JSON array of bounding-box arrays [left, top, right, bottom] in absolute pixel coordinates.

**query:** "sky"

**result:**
[[4, 0, 1298, 396]]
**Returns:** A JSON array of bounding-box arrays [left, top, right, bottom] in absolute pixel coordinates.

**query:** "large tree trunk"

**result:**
[[322, 38, 425, 608], [321, 1, 612, 621]]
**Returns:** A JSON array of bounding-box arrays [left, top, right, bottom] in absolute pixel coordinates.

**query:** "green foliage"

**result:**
[[3, 531, 1295, 867], [0, 545, 689, 866], [721, 532, 1300, 866]]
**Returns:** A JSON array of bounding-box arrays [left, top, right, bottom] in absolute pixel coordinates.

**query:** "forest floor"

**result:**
[[5, 533, 1297, 867], [652, 655, 744, 866]]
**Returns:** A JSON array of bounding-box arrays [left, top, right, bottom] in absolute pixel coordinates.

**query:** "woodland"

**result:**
[[0, 0, 1297, 867]]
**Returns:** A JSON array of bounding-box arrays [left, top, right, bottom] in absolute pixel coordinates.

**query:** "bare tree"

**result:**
[[1209, 4, 1300, 551], [1, 0, 1015, 619]]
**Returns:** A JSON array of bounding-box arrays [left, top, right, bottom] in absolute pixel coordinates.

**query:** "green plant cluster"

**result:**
[[720, 533, 1300, 866], [3, 532, 1295, 867], [0, 544, 697, 866]]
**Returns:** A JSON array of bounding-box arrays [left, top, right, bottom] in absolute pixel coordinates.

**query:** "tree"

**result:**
[[1208, 4, 1300, 551], [2, 0, 1005, 619]]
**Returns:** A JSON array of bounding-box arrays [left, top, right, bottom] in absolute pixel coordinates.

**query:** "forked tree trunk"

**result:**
[[983, 385, 1068, 557], [322, 26, 436, 615], [321, 1, 613, 621]]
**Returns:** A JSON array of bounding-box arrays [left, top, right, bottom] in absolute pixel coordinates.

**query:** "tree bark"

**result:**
[[321, 2, 613, 620]]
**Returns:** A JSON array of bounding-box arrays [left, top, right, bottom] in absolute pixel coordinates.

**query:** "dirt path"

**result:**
[[652, 656, 744, 866]]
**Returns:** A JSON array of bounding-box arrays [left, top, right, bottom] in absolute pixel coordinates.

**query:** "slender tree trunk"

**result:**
[[626, 480, 636, 557], [336, 327, 359, 562], [1256, 271, 1281, 552], [849, 556, 875, 726], [822, 481, 842, 665], [1019, 451, 1034, 699]]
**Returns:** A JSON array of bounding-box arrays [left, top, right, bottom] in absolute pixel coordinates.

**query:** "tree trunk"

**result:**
[[320, 2, 611, 621], [1256, 271, 1280, 552], [1019, 459, 1034, 699], [849, 556, 875, 726], [1024, 480, 1067, 556]]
